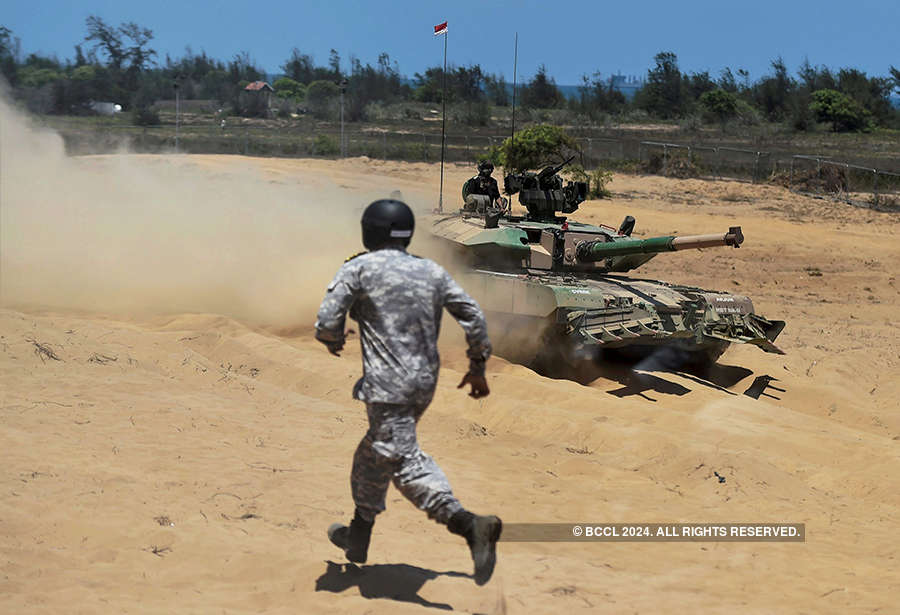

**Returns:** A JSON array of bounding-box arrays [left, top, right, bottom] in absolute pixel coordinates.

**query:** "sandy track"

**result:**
[[1, 150, 899, 613]]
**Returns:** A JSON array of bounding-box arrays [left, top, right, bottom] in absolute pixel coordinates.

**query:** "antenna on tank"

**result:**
[[509, 32, 518, 172]]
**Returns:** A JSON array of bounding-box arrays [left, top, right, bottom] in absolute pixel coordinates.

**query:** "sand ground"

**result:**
[[1, 145, 899, 613]]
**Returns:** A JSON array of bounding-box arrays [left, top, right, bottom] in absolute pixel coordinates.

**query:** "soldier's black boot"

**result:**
[[327, 509, 373, 563], [448, 509, 502, 585]]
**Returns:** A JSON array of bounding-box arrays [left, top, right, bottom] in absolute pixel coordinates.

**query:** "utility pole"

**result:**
[[173, 79, 180, 152]]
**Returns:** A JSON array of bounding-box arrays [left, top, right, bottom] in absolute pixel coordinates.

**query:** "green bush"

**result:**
[[273, 77, 306, 101], [19, 66, 60, 88], [734, 99, 762, 126], [310, 133, 339, 156], [809, 89, 872, 132], [71, 65, 97, 81], [566, 164, 613, 198], [699, 89, 738, 126], [306, 80, 340, 119], [493, 124, 580, 172]]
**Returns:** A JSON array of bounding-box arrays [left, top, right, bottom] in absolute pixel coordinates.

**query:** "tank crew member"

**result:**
[[463, 160, 502, 207], [315, 198, 502, 585]]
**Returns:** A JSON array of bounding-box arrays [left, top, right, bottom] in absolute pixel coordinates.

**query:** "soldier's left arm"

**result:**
[[314, 263, 360, 356], [439, 268, 492, 376]]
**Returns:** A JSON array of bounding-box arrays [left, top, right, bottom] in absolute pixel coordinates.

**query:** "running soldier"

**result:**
[[315, 198, 502, 585]]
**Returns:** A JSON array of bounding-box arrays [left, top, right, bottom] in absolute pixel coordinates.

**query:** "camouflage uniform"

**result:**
[[466, 175, 501, 203], [315, 248, 491, 523]]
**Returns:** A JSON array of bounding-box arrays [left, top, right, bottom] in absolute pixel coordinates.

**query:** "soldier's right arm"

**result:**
[[315, 263, 360, 355], [488, 178, 501, 202]]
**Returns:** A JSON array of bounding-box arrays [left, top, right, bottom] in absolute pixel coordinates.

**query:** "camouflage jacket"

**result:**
[[467, 175, 501, 201], [315, 248, 491, 404]]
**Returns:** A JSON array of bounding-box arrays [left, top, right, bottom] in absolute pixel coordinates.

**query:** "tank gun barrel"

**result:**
[[576, 226, 744, 262]]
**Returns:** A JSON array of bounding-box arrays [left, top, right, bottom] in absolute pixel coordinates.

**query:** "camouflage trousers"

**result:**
[[351, 402, 463, 524]]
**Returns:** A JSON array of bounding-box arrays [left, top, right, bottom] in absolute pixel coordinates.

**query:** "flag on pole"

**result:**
[[433, 21, 448, 36]]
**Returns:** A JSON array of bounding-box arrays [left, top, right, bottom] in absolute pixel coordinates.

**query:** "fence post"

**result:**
[[873, 169, 879, 201], [753, 152, 760, 184], [715, 148, 721, 180], [845, 163, 851, 201], [789, 156, 795, 191], [382, 132, 387, 160], [662, 145, 668, 176]]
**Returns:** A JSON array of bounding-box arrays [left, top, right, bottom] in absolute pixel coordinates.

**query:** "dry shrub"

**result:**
[[788, 166, 849, 194], [665, 156, 700, 179], [768, 170, 791, 188], [869, 193, 900, 211], [640, 152, 699, 178]]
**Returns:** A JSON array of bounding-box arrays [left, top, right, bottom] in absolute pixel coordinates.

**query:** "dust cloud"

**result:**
[[0, 97, 387, 326]]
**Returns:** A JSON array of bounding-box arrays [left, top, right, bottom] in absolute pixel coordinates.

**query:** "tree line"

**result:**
[[1, 19, 898, 132]]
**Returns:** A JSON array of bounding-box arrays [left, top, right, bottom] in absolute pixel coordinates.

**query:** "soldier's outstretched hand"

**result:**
[[458, 372, 490, 399], [325, 340, 344, 356]]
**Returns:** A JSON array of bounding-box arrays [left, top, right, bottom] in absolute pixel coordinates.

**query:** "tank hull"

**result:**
[[459, 268, 784, 368], [428, 208, 784, 369]]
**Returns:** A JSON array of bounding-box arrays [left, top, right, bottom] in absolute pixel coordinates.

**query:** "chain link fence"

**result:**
[[55, 123, 900, 211], [637, 141, 773, 183], [787, 155, 900, 212]]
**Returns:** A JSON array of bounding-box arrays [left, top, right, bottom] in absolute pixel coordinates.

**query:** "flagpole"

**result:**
[[438, 28, 448, 213]]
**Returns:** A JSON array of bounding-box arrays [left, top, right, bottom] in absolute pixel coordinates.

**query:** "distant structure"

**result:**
[[558, 74, 646, 102], [609, 74, 644, 100], [242, 81, 275, 117], [244, 81, 275, 105]]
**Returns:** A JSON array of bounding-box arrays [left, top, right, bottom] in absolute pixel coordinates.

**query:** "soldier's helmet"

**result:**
[[361, 199, 415, 249], [477, 160, 494, 176]]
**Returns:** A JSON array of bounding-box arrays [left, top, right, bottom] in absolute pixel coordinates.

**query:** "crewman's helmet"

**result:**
[[361, 199, 415, 250], [477, 160, 494, 176]]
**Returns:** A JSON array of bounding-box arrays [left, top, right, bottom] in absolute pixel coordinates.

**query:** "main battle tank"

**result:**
[[430, 158, 785, 370]]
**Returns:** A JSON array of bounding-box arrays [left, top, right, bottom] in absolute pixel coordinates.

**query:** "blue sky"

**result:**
[[4, 0, 899, 86]]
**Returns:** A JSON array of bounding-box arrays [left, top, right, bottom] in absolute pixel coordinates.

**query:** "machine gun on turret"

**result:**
[[503, 156, 588, 221]]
